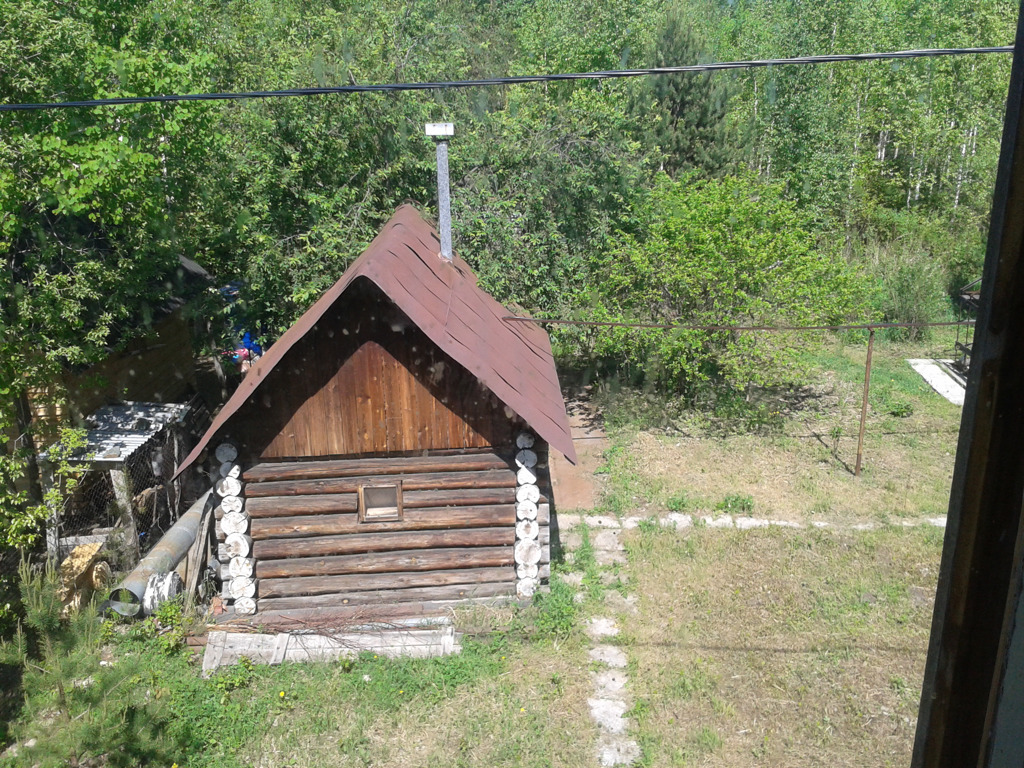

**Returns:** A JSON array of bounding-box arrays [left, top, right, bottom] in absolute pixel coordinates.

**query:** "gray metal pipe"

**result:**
[[108, 490, 212, 616]]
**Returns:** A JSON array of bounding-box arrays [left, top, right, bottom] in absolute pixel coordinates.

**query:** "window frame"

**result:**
[[357, 480, 404, 523]]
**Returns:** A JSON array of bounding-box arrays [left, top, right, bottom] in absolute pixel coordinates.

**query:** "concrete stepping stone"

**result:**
[[596, 548, 628, 566], [588, 697, 630, 734], [592, 669, 629, 698], [589, 644, 628, 668], [561, 572, 585, 588], [586, 617, 619, 640], [593, 531, 624, 552], [598, 736, 642, 767], [604, 590, 638, 615], [599, 570, 629, 586]]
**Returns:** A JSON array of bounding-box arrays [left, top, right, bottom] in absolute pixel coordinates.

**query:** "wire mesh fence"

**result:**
[[33, 397, 211, 574]]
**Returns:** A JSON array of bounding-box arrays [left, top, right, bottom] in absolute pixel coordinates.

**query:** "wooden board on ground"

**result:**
[[201, 626, 460, 673]]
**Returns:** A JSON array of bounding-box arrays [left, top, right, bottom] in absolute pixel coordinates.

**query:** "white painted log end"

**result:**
[[516, 563, 539, 580], [221, 511, 249, 536], [228, 576, 257, 600], [516, 519, 539, 540], [224, 532, 253, 559], [228, 556, 255, 579], [515, 449, 538, 469], [516, 466, 538, 485], [220, 496, 244, 515], [216, 476, 242, 498], [235, 596, 257, 615], [516, 577, 538, 599], [516, 500, 538, 520], [515, 484, 540, 504], [214, 443, 238, 463], [514, 539, 542, 566], [516, 432, 536, 449]]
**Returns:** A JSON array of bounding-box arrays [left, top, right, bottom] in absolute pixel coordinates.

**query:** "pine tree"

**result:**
[[640, 8, 746, 177]]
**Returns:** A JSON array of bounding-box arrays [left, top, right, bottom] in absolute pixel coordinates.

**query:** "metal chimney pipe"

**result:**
[[426, 123, 454, 261]]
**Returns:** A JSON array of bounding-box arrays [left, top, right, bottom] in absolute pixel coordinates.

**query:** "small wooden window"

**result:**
[[358, 481, 403, 522]]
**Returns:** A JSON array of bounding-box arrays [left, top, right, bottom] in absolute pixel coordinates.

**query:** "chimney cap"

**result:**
[[425, 122, 454, 137]]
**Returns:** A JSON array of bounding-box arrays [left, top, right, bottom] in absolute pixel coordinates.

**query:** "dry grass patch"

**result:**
[[619, 523, 941, 767], [594, 336, 961, 525], [244, 609, 597, 768]]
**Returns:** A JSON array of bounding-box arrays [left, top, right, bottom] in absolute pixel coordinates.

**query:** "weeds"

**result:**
[[0, 562, 539, 768], [716, 493, 754, 514], [532, 576, 579, 639]]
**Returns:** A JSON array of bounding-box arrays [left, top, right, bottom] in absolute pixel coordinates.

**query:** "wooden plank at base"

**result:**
[[260, 566, 514, 598], [203, 627, 461, 670], [257, 580, 515, 612], [218, 597, 514, 631], [270, 633, 290, 665], [202, 631, 227, 677], [256, 546, 513, 579]]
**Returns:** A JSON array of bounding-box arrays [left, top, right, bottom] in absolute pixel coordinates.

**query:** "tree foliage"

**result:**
[[582, 174, 872, 395], [0, 0, 1018, 542], [638, 7, 747, 177]]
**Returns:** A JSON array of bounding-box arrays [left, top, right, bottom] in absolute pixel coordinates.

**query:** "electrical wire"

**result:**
[[0, 46, 1012, 112], [502, 317, 976, 332]]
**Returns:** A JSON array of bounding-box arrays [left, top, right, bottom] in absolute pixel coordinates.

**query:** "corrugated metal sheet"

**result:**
[[174, 205, 575, 479]]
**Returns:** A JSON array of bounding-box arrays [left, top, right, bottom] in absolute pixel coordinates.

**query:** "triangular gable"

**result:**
[[173, 205, 576, 479]]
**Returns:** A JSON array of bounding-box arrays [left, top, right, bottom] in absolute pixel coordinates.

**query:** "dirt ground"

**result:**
[[585, 339, 963, 526]]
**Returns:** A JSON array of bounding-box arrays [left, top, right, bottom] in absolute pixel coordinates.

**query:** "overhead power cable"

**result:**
[[502, 317, 975, 332], [0, 46, 1012, 112]]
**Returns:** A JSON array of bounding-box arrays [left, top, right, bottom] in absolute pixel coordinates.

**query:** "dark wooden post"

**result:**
[[913, 3, 1024, 764], [854, 327, 875, 477]]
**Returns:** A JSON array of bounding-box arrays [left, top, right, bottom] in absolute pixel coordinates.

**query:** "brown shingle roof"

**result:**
[[173, 205, 575, 479]]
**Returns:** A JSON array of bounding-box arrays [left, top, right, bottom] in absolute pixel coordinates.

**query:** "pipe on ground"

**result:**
[[108, 490, 212, 617]]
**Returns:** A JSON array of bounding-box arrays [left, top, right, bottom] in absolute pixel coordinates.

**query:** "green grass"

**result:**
[[595, 441, 665, 515], [0, 565, 596, 768]]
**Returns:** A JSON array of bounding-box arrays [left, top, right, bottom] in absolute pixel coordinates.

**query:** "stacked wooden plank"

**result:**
[[241, 451, 527, 612]]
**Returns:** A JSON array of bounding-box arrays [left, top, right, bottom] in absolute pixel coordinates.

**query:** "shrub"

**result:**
[[587, 173, 873, 398]]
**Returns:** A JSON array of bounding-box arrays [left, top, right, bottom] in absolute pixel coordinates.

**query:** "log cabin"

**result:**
[[173, 205, 576, 623]]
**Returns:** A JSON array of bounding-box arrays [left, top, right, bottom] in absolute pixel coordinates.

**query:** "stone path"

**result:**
[[561, 515, 641, 767], [559, 512, 947, 532]]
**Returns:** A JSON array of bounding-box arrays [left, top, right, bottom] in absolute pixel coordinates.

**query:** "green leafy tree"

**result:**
[[587, 173, 873, 396], [0, 0, 222, 544]]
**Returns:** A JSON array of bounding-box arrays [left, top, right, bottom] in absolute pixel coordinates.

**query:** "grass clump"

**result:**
[[716, 493, 754, 514], [531, 575, 579, 639]]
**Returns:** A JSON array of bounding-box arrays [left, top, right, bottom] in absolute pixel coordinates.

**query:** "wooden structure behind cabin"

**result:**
[[175, 205, 576, 623], [27, 256, 211, 437]]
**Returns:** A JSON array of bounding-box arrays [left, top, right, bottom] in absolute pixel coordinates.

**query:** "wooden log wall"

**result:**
[[241, 451, 537, 611]]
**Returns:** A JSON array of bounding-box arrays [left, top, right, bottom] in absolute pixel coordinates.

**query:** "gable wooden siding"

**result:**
[[221, 279, 518, 461]]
